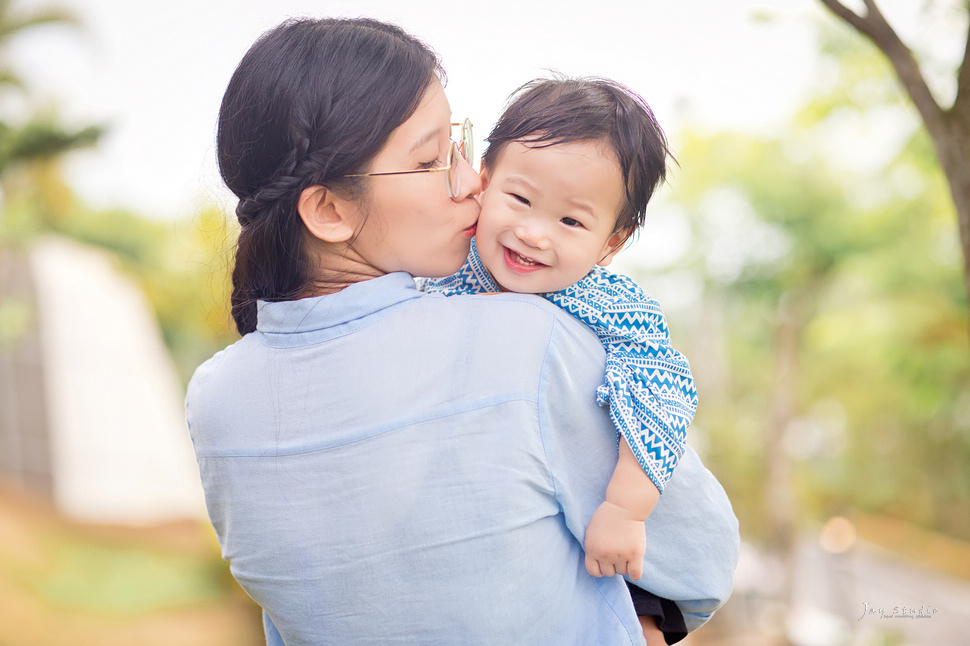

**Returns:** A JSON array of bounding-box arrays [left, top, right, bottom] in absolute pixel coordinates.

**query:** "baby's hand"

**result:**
[[583, 500, 646, 580]]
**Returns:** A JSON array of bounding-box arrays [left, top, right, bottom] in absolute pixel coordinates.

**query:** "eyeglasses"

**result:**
[[343, 118, 474, 198]]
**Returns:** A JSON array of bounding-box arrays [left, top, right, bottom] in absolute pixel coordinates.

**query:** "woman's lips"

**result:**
[[503, 246, 545, 273], [463, 223, 477, 237]]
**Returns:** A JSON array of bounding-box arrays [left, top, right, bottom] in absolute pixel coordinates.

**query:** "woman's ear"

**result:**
[[298, 185, 358, 243], [598, 228, 632, 267]]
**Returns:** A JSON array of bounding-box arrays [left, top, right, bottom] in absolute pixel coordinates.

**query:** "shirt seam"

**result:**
[[535, 319, 638, 644], [193, 394, 537, 458], [254, 295, 420, 348], [534, 317, 563, 512], [594, 578, 640, 645]]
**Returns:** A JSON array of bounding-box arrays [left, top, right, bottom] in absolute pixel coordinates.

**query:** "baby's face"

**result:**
[[475, 140, 627, 293]]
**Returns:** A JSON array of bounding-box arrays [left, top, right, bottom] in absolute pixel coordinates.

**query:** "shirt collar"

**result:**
[[256, 272, 422, 340]]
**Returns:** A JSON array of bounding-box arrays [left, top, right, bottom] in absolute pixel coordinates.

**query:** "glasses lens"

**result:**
[[447, 141, 460, 198], [460, 119, 474, 165]]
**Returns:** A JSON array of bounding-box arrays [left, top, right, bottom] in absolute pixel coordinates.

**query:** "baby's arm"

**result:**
[[584, 437, 659, 580], [546, 268, 697, 580]]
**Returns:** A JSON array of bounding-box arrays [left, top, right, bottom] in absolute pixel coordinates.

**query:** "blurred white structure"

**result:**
[[26, 236, 206, 524]]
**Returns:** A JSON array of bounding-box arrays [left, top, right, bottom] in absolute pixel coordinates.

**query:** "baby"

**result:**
[[422, 76, 697, 643]]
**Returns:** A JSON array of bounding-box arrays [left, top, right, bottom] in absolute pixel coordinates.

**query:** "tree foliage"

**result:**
[[0, 118, 102, 175], [0, 0, 102, 184], [0, 0, 76, 89]]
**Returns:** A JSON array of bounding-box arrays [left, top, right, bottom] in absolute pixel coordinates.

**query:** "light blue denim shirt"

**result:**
[[187, 272, 738, 645]]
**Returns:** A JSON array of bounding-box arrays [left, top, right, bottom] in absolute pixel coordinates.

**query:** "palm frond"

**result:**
[[0, 66, 23, 88], [0, 7, 78, 41], [0, 119, 104, 174]]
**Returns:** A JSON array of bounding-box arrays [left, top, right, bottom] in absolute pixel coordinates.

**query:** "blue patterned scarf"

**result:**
[[420, 239, 697, 492]]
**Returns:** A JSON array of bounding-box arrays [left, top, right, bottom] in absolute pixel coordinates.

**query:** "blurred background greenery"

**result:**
[[1, 1, 968, 645]]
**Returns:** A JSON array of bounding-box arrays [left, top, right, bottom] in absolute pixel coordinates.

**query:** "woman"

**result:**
[[188, 17, 738, 645]]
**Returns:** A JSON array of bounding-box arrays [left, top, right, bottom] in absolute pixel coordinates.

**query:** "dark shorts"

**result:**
[[626, 582, 687, 644]]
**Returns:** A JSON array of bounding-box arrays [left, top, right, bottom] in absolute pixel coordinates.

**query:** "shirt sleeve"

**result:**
[[543, 268, 697, 493], [536, 314, 739, 633]]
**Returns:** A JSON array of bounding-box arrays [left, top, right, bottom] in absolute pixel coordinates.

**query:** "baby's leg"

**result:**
[[639, 615, 667, 645]]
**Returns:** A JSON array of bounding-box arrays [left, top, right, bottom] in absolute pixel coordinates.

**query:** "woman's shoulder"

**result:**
[[420, 290, 601, 342], [186, 333, 262, 400], [414, 291, 607, 382]]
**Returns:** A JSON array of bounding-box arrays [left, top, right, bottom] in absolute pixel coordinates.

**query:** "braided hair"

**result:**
[[217, 18, 443, 335]]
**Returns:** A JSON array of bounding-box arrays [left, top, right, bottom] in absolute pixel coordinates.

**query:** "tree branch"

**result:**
[[818, 0, 948, 142], [953, 15, 970, 119], [817, 0, 868, 34]]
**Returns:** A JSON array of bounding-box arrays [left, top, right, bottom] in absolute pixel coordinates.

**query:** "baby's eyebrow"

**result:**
[[564, 197, 597, 218], [505, 175, 538, 191]]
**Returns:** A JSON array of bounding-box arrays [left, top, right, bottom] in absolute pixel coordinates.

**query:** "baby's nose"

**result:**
[[514, 223, 550, 250]]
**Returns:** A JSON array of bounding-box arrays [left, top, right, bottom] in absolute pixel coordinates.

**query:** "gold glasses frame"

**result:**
[[343, 119, 474, 199]]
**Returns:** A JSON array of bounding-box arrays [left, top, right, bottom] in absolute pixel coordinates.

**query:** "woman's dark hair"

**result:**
[[482, 75, 673, 236], [218, 17, 443, 335]]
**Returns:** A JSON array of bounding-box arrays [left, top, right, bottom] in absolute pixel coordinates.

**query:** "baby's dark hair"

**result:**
[[482, 75, 672, 235]]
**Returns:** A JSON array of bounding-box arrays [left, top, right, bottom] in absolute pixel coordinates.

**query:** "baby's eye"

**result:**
[[511, 193, 530, 206], [561, 217, 584, 228]]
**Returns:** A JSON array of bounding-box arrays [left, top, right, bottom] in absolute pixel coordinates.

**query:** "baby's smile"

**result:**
[[504, 246, 547, 271]]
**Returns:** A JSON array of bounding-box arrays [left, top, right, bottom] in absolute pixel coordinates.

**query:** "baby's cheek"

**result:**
[[474, 209, 500, 242]]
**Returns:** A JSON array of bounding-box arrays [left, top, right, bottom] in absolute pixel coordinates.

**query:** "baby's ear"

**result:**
[[479, 165, 490, 192], [598, 229, 632, 267]]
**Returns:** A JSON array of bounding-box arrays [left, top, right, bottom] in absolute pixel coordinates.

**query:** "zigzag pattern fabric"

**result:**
[[420, 239, 698, 493]]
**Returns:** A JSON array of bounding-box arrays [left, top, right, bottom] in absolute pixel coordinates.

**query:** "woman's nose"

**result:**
[[452, 154, 482, 202]]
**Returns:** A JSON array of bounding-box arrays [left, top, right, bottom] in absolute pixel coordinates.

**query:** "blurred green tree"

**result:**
[[0, 0, 75, 90], [52, 203, 238, 383], [817, 0, 970, 338], [0, 0, 103, 226], [661, 26, 970, 555], [0, 0, 235, 378], [647, 32, 970, 638], [0, 0, 104, 355]]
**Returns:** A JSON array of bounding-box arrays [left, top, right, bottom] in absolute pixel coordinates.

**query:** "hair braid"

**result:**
[[217, 17, 442, 335]]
